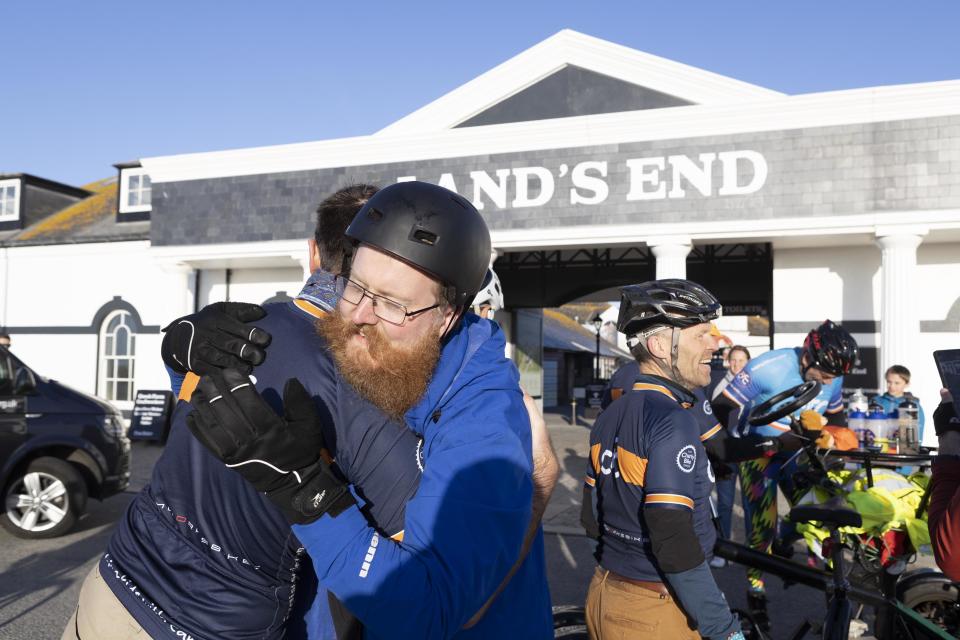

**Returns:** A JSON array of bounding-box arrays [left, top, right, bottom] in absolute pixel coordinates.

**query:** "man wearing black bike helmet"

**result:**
[[584, 279, 743, 640], [711, 319, 859, 629], [185, 181, 553, 639]]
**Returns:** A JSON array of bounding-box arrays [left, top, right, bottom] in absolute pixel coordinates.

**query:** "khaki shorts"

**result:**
[[62, 563, 148, 640], [585, 566, 700, 640]]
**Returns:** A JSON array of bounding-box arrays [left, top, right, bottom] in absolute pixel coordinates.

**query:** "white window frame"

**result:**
[[118, 168, 152, 214], [0, 178, 21, 222], [98, 310, 136, 407]]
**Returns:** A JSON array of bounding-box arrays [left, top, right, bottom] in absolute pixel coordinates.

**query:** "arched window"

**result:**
[[99, 310, 136, 402]]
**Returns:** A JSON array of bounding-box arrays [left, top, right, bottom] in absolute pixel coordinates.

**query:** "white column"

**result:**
[[158, 262, 197, 317], [875, 229, 926, 386], [649, 236, 693, 279], [291, 252, 312, 283]]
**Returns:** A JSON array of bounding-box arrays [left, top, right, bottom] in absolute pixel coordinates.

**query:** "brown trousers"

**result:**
[[62, 563, 148, 640], [585, 566, 701, 640]]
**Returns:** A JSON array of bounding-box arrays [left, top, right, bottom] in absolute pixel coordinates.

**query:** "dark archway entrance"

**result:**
[[495, 242, 773, 315]]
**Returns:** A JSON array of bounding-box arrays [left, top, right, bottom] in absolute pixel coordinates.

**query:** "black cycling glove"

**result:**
[[934, 399, 960, 437], [161, 302, 272, 376], [186, 368, 355, 524]]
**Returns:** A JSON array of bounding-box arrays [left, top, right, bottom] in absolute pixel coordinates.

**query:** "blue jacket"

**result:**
[[105, 298, 422, 640], [873, 392, 926, 441], [294, 315, 553, 639]]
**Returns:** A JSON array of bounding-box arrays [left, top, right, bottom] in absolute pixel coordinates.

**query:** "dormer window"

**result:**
[[116, 165, 152, 222], [0, 178, 21, 224], [120, 168, 151, 212]]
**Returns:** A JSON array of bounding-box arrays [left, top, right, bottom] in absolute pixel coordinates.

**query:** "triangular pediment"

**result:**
[[456, 65, 693, 128], [377, 30, 783, 136]]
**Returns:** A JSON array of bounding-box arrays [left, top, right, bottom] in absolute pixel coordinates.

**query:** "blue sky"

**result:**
[[3, 1, 959, 186]]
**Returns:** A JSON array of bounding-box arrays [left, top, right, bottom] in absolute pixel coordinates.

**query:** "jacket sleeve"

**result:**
[[928, 457, 960, 581], [293, 384, 532, 640]]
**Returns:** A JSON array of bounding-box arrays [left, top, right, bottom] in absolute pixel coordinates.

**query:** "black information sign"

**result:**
[[586, 384, 605, 409], [842, 346, 879, 393], [128, 390, 174, 442]]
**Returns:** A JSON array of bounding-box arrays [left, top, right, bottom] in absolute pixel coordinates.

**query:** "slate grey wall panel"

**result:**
[[457, 65, 692, 127], [151, 115, 960, 246]]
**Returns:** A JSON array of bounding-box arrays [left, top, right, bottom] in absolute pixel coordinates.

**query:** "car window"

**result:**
[[0, 352, 12, 395]]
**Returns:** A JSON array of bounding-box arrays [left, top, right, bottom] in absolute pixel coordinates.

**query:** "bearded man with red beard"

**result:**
[[186, 181, 554, 639]]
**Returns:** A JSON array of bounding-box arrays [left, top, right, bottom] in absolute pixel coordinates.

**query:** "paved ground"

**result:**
[[0, 410, 940, 639]]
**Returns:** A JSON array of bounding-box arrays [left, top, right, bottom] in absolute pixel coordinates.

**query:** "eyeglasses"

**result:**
[[335, 277, 440, 326]]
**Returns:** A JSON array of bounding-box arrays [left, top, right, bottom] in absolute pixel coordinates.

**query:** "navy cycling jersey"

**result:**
[[600, 360, 723, 445], [104, 299, 422, 640], [587, 374, 716, 582]]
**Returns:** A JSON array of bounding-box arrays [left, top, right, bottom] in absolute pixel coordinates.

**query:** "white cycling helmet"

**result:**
[[472, 268, 504, 318]]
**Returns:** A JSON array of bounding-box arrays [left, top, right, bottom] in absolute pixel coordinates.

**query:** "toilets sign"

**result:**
[[398, 149, 767, 210]]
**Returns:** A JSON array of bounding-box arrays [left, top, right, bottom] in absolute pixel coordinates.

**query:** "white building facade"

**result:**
[[1, 31, 958, 438]]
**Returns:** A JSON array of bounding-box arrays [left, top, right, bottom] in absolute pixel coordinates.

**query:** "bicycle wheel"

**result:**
[[899, 579, 959, 637]]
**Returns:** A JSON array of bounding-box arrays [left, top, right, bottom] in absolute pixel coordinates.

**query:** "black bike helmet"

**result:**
[[345, 181, 491, 307], [802, 320, 858, 376], [617, 279, 722, 338]]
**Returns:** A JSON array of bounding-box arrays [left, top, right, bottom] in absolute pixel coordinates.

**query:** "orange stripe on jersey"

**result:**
[[293, 298, 329, 319], [644, 493, 694, 509], [584, 475, 596, 487], [610, 388, 623, 401], [590, 443, 602, 475], [631, 383, 676, 402], [390, 530, 404, 542], [179, 372, 200, 402], [700, 423, 723, 442], [616, 447, 648, 486]]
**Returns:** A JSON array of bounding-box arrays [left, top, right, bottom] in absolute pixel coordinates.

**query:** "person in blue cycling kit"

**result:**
[[711, 319, 858, 629], [584, 279, 743, 640], [184, 181, 554, 639]]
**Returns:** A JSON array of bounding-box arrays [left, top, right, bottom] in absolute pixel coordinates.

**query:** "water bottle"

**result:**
[[864, 407, 885, 452], [848, 389, 869, 414], [848, 410, 867, 449], [898, 397, 920, 452], [885, 410, 900, 454]]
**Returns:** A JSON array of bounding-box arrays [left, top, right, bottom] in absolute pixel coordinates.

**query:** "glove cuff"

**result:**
[[287, 462, 356, 524], [934, 401, 960, 437]]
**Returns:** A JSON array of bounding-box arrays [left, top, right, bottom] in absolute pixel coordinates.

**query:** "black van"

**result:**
[[0, 345, 130, 539]]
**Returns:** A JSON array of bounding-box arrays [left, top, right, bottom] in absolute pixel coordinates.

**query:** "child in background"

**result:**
[[874, 365, 926, 442]]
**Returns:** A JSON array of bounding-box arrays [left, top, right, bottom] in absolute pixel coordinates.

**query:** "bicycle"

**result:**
[[714, 380, 959, 639]]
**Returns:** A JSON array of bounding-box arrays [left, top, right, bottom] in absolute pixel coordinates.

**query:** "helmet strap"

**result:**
[[667, 327, 686, 387]]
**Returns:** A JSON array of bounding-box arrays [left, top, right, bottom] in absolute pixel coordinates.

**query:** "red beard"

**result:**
[[317, 311, 441, 420]]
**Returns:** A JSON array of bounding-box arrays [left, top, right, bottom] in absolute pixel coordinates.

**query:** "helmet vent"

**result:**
[[411, 228, 438, 246]]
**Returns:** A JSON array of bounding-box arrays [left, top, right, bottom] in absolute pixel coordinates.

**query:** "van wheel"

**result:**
[[2, 457, 87, 539]]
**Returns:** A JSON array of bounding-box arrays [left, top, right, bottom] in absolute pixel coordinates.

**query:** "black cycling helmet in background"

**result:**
[[802, 320, 858, 377], [345, 181, 492, 308], [617, 279, 722, 389], [618, 279, 722, 338]]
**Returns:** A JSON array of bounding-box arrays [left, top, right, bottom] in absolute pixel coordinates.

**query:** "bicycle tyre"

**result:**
[[899, 579, 959, 637], [554, 624, 588, 639]]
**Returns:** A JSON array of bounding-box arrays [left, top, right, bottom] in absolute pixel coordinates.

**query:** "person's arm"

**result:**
[[702, 428, 779, 462], [824, 381, 847, 427], [294, 385, 534, 640], [463, 391, 558, 627], [929, 395, 960, 580], [644, 413, 740, 640]]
